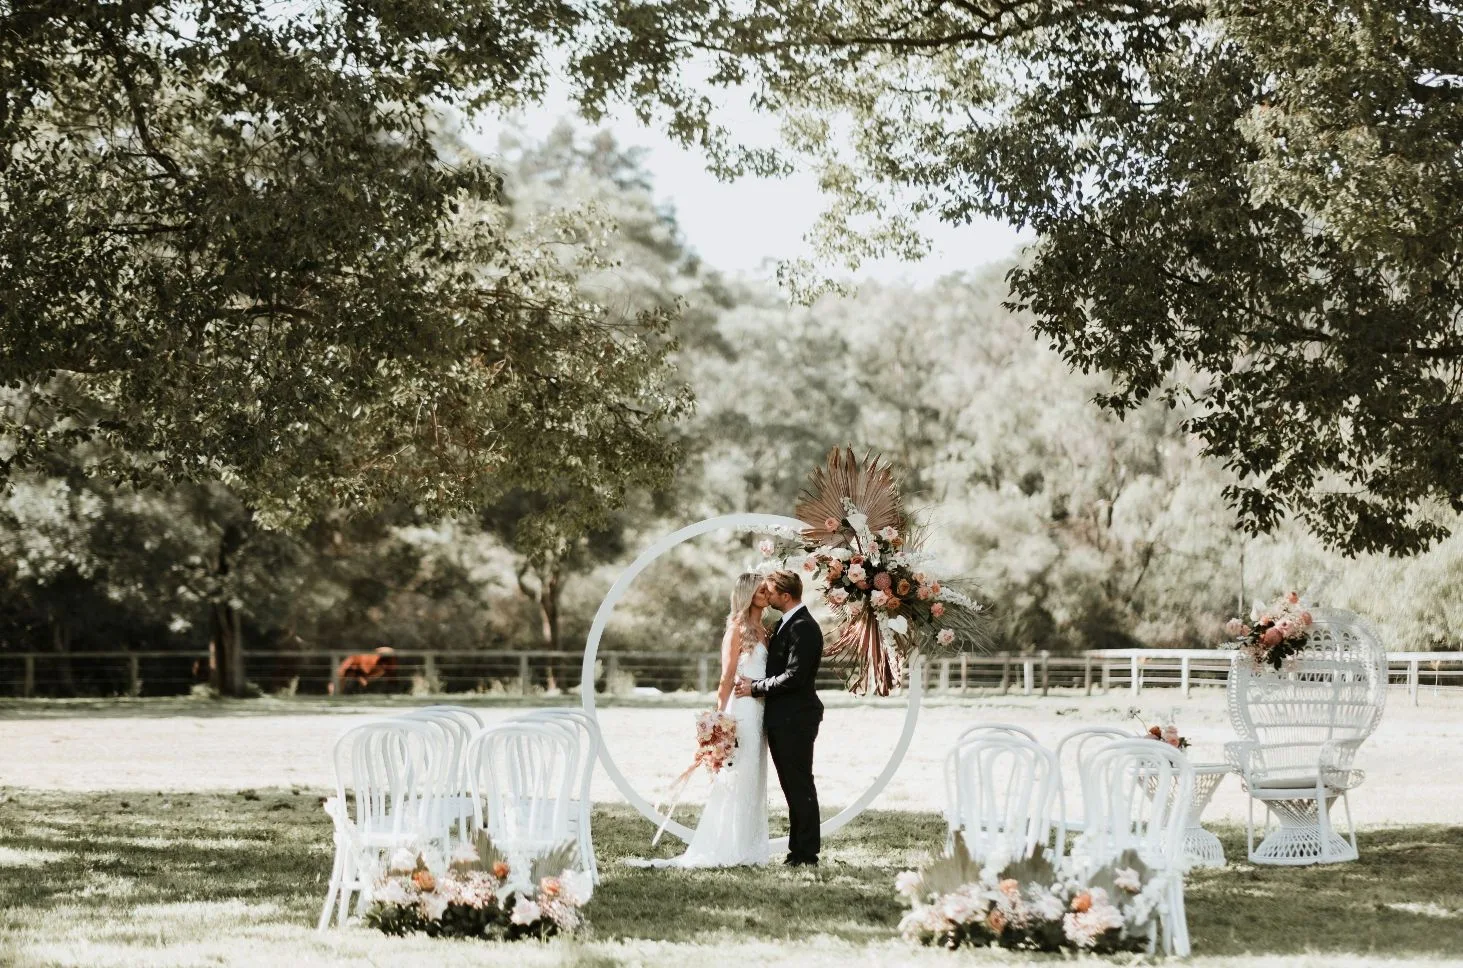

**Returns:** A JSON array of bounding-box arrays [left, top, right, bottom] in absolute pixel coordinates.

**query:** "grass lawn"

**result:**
[[1, 789, 1462, 966]]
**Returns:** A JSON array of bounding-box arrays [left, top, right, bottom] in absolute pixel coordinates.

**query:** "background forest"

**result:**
[[3, 125, 1460, 696]]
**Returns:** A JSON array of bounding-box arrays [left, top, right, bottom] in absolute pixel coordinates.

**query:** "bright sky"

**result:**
[[471, 86, 1028, 285]]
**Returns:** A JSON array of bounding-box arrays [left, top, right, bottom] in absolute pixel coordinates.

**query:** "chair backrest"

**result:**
[[508, 709, 600, 800], [1054, 727, 1133, 826], [1080, 739, 1193, 869], [413, 705, 484, 729], [1227, 608, 1387, 749], [332, 720, 442, 839], [396, 709, 476, 794], [945, 734, 1060, 861], [955, 722, 1040, 746], [466, 723, 577, 846]]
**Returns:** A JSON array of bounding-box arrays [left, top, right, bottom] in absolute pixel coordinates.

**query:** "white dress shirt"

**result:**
[[776, 602, 806, 634]]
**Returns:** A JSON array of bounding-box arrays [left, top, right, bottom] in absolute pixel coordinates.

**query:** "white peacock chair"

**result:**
[[1225, 608, 1387, 865], [944, 734, 1062, 862]]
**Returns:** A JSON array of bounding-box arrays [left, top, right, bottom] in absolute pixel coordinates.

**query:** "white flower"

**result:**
[[830, 547, 853, 561], [375, 879, 416, 906], [937, 892, 980, 925], [827, 587, 849, 607], [388, 848, 418, 874], [871, 589, 889, 608], [420, 891, 450, 921], [846, 511, 869, 534], [937, 628, 956, 647], [1113, 867, 1142, 893], [1028, 888, 1067, 921], [758, 538, 775, 557], [559, 869, 594, 906], [879, 526, 900, 542], [510, 897, 542, 925], [887, 615, 908, 636], [894, 870, 923, 899]]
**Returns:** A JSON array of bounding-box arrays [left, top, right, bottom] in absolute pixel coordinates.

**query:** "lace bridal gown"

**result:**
[[631, 642, 770, 868]]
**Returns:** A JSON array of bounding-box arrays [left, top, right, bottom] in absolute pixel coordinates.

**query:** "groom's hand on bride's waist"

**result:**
[[733, 676, 754, 698]]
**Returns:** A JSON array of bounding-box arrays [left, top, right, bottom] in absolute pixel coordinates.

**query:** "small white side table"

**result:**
[[1184, 763, 1231, 867]]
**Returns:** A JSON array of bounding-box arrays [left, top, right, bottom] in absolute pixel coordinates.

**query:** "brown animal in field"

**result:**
[[330, 647, 398, 695]]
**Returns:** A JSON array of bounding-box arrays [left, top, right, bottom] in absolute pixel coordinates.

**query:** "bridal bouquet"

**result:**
[[895, 838, 1165, 954], [1225, 591, 1314, 670], [760, 449, 990, 695], [651, 710, 738, 845], [364, 834, 591, 941]]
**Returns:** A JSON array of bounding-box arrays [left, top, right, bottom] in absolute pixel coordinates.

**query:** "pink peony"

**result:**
[[1261, 627, 1284, 647], [931, 602, 945, 618]]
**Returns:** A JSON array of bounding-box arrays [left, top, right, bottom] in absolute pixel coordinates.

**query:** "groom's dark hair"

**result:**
[[767, 569, 802, 600]]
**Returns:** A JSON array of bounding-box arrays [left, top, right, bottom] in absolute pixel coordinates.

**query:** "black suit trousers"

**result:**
[[766, 717, 820, 863]]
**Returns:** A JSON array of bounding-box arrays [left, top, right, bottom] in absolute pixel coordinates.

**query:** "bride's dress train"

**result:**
[[628, 643, 770, 868]]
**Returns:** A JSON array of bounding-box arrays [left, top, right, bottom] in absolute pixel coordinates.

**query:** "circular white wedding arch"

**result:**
[[580, 512, 924, 848]]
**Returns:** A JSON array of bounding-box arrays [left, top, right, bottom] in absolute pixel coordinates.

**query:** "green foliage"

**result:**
[[0, 2, 686, 540], [575, 0, 1463, 556]]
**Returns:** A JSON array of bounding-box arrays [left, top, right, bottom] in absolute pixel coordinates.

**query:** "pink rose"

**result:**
[[1287, 591, 1300, 604], [823, 517, 840, 532], [930, 602, 945, 618], [847, 564, 866, 584], [757, 538, 775, 558], [827, 560, 844, 579], [1259, 613, 1273, 626], [827, 588, 849, 607], [879, 526, 900, 542], [1299, 611, 1313, 626], [871, 590, 889, 608], [801, 557, 818, 574], [1261, 627, 1284, 647], [917, 585, 933, 601], [937, 629, 956, 647], [873, 572, 892, 591]]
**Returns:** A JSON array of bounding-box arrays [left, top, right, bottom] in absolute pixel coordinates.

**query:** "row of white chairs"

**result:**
[[944, 723, 1193, 956], [318, 705, 600, 929]]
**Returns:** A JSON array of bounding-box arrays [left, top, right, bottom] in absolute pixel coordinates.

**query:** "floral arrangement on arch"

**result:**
[[364, 834, 590, 941], [1225, 591, 1314, 671], [757, 449, 990, 695], [895, 836, 1168, 954]]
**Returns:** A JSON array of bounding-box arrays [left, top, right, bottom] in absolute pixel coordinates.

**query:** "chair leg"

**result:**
[[335, 851, 354, 927], [1343, 792, 1359, 855], [1167, 876, 1190, 957], [317, 850, 342, 931], [1246, 796, 1256, 861]]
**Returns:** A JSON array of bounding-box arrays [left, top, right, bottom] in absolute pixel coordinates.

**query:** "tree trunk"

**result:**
[[208, 516, 250, 697], [48, 610, 77, 697], [538, 569, 561, 652]]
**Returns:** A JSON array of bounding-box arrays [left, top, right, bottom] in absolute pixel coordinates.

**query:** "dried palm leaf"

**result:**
[[822, 610, 903, 696], [796, 447, 906, 547]]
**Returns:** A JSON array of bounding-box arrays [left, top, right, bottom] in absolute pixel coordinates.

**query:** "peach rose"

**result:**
[[885, 596, 902, 610], [930, 602, 945, 618], [411, 870, 436, 892], [539, 876, 560, 898], [998, 878, 1020, 898], [931, 581, 942, 596], [1287, 591, 1300, 604], [986, 909, 1007, 933], [492, 861, 511, 879], [1300, 611, 1313, 626], [896, 579, 911, 597], [850, 554, 865, 565], [823, 517, 840, 532], [1261, 627, 1284, 647], [1224, 618, 1246, 637], [1071, 892, 1093, 913]]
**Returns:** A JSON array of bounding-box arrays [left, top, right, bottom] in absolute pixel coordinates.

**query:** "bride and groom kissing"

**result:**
[[641, 569, 824, 869]]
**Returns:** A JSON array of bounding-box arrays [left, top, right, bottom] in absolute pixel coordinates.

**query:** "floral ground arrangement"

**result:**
[[3, 790, 1463, 966]]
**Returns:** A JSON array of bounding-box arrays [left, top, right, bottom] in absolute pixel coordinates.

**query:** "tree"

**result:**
[[572, 0, 1463, 556], [0, 4, 688, 692]]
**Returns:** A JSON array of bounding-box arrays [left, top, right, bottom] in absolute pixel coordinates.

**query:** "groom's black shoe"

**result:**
[[784, 857, 818, 867]]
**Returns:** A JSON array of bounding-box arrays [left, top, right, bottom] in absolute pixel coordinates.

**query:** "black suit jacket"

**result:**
[[752, 605, 825, 731]]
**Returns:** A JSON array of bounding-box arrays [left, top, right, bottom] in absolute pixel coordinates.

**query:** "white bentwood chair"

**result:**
[[1053, 726, 1133, 848], [1079, 739, 1195, 957], [318, 719, 444, 929], [944, 733, 1061, 862], [465, 722, 579, 878], [396, 705, 483, 848], [507, 708, 601, 881]]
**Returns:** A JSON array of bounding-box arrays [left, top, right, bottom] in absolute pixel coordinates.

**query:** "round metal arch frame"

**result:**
[[580, 512, 925, 848]]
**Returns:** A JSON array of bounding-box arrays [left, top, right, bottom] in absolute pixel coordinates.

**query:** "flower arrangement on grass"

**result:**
[[895, 836, 1167, 954], [1225, 591, 1314, 670], [652, 709, 738, 845], [364, 835, 590, 941], [757, 449, 990, 695]]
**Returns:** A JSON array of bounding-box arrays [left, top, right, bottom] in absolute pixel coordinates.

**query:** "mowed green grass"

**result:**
[[1, 789, 1462, 966]]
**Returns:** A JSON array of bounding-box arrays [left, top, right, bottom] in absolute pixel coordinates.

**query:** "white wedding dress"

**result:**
[[631, 642, 770, 868]]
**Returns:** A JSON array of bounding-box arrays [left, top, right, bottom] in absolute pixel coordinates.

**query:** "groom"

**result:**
[[734, 569, 824, 866]]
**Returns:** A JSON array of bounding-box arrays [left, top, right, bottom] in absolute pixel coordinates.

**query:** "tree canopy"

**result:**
[[574, 0, 1463, 555]]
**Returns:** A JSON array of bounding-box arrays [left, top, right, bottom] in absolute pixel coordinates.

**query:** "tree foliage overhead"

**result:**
[[574, 0, 1463, 555], [0, 0, 688, 536]]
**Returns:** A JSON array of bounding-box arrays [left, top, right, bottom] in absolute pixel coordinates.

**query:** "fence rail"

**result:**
[[1, 647, 1460, 704]]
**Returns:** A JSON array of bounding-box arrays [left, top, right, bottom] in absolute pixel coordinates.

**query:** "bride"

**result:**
[[632, 572, 771, 868]]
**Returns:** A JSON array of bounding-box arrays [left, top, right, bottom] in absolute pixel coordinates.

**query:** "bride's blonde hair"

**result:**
[[725, 572, 766, 653]]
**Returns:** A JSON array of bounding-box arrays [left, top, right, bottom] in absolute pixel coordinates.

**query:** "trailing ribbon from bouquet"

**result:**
[[651, 709, 738, 846], [759, 448, 990, 696]]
